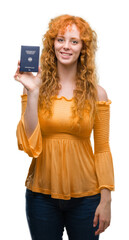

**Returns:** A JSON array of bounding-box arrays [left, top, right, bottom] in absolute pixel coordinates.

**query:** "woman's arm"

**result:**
[[15, 61, 43, 157], [100, 188, 111, 203], [93, 85, 114, 236], [23, 86, 39, 138], [93, 189, 111, 236], [24, 89, 39, 138], [14, 61, 42, 139]]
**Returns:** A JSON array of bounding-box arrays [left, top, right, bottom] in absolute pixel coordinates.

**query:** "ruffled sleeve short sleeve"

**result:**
[[16, 94, 42, 158], [93, 100, 115, 191]]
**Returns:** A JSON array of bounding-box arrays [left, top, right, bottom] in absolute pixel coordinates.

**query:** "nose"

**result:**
[[63, 40, 70, 50]]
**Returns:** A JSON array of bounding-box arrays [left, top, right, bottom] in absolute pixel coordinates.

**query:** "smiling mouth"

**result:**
[[60, 52, 72, 56]]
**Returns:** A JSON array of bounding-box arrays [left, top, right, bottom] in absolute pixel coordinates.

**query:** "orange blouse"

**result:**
[[16, 94, 115, 200]]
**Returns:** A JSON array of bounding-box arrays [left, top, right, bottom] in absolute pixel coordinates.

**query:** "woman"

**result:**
[[14, 14, 115, 240]]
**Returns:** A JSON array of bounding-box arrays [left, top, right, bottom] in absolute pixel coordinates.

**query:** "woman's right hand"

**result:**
[[14, 60, 42, 93]]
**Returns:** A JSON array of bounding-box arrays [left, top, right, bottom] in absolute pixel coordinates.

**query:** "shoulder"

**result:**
[[96, 85, 108, 101]]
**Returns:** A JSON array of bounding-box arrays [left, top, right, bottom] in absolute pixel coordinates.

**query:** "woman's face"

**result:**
[[54, 24, 82, 66]]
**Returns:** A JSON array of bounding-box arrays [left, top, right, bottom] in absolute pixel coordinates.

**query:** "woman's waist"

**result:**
[[42, 132, 90, 140]]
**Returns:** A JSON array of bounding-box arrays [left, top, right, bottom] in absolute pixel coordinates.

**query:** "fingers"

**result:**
[[14, 61, 21, 81], [16, 60, 24, 74], [95, 220, 105, 236], [36, 65, 42, 78], [14, 74, 21, 82], [14, 61, 23, 80], [16, 65, 20, 74], [38, 65, 41, 72], [14, 61, 20, 76], [38, 65, 42, 74], [14, 66, 20, 79], [93, 214, 99, 228], [104, 221, 110, 231], [94, 219, 110, 236]]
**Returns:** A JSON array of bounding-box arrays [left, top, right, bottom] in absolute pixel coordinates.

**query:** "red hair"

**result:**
[[39, 14, 98, 131]]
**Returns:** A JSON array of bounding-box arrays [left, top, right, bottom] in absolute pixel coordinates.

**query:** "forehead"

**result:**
[[58, 24, 81, 38]]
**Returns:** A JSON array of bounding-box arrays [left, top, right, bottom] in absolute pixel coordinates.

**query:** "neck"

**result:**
[[57, 61, 77, 87]]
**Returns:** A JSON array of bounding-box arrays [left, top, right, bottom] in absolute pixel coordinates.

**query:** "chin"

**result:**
[[61, 62, 74, 66], [59, 58, 76, 66]]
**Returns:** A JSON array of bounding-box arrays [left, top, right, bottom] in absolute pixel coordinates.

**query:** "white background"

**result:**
[[0, 0, 129, 239]]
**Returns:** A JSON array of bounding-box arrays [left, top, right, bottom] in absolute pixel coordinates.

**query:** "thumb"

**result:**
[[93, 213, 99, 227], [36, 66, 42, 77], [38, 66, 42, 74]]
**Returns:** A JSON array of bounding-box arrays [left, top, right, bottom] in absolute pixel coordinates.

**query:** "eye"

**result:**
[[72, 40, 78, 44], [57, 38, 64, 42]]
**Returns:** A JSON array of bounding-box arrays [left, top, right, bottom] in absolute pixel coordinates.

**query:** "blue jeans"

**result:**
[[25, 188, 100, 240]]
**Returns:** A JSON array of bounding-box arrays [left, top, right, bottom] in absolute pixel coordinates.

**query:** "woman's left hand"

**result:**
[[93, 200, 111, 236]]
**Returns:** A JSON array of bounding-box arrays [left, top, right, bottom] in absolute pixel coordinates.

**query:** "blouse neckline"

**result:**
[[51, 95, 74, 102], [50, 95, 112, 105], [21, 94, 111, 104]]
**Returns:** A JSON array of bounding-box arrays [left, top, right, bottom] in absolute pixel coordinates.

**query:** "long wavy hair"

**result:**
[[39, 14, 98, 132]]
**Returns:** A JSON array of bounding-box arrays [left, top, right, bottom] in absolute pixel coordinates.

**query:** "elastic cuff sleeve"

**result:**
[[94, 151, 115, 191], [16, 113, 42, 158]]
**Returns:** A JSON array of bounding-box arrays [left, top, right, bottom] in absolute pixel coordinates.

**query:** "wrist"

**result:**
[[27, 88, 40, 98], [100, 188, 112, 203]]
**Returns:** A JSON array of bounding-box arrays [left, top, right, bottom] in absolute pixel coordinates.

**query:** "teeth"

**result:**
[[61, 53, 71, 56]]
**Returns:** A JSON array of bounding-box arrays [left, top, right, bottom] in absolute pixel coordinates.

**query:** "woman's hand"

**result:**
[[14, 60, 42, 93], [93, 199, 111, 236]]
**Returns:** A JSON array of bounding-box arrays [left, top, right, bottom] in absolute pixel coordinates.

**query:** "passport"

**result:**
[[20, 45, 40, 72]]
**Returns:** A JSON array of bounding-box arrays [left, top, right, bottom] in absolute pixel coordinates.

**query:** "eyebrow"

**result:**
[[57, 35, 80, 41]]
